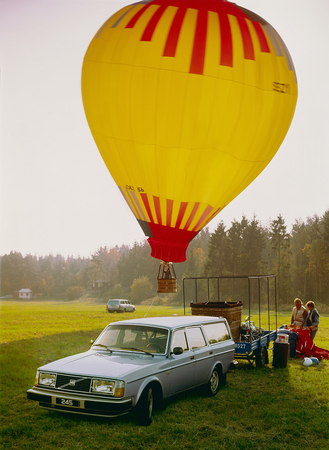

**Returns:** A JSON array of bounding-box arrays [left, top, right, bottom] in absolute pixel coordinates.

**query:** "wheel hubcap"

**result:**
[[210, 371, 219, 393]]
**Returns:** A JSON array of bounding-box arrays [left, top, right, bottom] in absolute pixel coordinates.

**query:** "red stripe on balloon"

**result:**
[[141, 5, 168, 41], [175, 202, 188, 229], [189, 9, 207, 74], [166, 199, 173, 227], [141, 193, 154, 223], [208, 206, 221, 222], [183, 203, 200, 230], [252, 21, 270, 53], [218, 12, 233, 67], [192, 205, 213, 232], [163, 6, 187, 57], [126, 3, 151, 28], [153, 196, 162, 225], [237, 16, 254, 60]]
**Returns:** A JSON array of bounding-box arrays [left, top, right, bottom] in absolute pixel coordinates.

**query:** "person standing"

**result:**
[[290, 298, 308, 328], [305, 301, 320, 340]]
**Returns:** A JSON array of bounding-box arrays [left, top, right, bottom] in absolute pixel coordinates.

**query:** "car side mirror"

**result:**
[[90, 340, 94, 345], [172, 347, 184, 355]]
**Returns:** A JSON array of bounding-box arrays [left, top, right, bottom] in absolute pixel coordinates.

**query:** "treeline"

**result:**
[[1, 211, 328, 307]]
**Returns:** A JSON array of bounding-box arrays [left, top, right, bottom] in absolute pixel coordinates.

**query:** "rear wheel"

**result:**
[[204, 367, 225, 397], [137, 386, 154, 426]]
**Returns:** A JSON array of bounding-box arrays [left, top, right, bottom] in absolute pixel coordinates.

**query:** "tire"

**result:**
[[204, 367, 224, 397], [137, 386, 154, 426], [255, 347, 268, 367]]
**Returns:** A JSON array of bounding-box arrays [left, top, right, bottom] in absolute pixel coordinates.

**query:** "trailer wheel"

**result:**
[[255, 347, 268, 367]]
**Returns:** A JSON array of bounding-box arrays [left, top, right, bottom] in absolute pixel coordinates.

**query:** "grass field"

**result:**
[[1, 300, 328, 450]]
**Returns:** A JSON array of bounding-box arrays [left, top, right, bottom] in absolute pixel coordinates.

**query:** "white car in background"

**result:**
[[27, 316, 235, 425], [106, 299, 135, 313]]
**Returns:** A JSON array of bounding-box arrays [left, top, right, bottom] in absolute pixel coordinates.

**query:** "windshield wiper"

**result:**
[[92, 343, 113, 353], [120, 347, 154, 357]]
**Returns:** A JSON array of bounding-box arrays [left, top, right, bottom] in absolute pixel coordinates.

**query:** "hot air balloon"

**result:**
[[81, 0, 297, 292]]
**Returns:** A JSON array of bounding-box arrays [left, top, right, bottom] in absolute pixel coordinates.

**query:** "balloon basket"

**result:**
[[157, 262, 177, 294]]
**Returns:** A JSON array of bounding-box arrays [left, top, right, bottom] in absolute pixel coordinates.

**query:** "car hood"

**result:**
[[38, 350, 161, 379]]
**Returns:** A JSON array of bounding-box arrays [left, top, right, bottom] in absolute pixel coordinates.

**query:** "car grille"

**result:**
[[56, 374, 91, 393]]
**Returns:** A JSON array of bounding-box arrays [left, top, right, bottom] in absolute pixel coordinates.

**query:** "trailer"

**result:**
[[183, 275, 278, 367]]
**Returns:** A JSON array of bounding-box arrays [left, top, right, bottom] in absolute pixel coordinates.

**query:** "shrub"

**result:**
[[65, 286, 85, 300]]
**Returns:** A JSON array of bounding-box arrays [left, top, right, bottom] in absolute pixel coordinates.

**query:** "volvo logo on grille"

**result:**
[[57, 376, 88, 390]]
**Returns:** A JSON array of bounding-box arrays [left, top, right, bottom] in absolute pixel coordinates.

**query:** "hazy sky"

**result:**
[[1, 0, 329, 258]]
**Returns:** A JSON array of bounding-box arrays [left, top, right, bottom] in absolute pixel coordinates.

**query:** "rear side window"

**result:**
[[203, 322, 231, 344], [186, 327, 206, 349]]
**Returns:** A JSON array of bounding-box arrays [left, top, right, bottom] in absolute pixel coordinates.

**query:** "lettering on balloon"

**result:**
[[273, 82, 290, 93], [126, 185, 144, 193]]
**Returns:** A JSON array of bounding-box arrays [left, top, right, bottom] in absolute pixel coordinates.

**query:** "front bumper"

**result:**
[[27, 387, 133, 418]]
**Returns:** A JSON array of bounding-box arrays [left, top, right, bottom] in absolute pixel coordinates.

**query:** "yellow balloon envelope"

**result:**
[[81, 0, 298, 262]]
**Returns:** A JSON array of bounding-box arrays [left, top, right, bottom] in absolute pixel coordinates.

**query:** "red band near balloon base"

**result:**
[[147, 237, 189, 263]]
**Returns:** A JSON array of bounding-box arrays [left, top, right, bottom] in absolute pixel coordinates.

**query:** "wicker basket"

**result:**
[[191, 301, 243, 341]]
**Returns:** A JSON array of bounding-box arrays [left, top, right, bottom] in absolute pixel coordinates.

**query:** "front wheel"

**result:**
[[137, 386, 154, 426]]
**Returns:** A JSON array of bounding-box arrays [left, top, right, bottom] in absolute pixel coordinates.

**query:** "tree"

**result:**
[[86, 255, 106, 289], [302, 214, 329, 303], [0, 251, 24, 295], [203, 221, 228, 276], [130, 276, 154, 303], [268, 215, 291, 303], [226, 218, 245, 275], [290, 219, 311, 299], [241, 215, 266, 275]]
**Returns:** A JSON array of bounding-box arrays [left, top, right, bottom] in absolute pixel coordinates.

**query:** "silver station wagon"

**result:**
[[106, 299, 136, 313], [27, 316, 235, 425]]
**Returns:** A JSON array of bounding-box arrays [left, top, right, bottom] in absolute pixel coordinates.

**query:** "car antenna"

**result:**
[[144, 299, 156, 318]]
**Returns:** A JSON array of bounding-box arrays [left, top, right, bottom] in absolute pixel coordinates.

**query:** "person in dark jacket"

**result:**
[[305, 301, 320, 340]]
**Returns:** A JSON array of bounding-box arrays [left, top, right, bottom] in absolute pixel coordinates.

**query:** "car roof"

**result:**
[[107, 315, 225, 330], [107, 299, 128, 302]]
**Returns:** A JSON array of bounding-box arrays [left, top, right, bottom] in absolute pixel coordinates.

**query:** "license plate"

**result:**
[[56, 398, 80, 407]]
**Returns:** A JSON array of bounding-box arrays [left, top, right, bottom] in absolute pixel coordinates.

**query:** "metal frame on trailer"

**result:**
[[182, 275, 278, 367]]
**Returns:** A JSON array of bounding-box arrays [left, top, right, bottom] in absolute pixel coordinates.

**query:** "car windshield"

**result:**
[[95, 325, 169, 354]]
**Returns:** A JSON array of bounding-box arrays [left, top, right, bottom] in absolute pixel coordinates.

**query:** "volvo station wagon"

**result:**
[[27, 316, 235, 425], [106, 299, 136, 313]]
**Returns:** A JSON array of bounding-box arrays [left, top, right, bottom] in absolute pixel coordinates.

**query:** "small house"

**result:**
[[18, 288, 33, 299]]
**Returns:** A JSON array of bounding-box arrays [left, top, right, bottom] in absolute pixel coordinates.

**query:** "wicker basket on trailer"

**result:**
[[191, 301, 243, 341]]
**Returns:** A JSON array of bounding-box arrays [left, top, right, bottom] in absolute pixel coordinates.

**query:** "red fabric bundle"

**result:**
[[287, 327, 329, 360]]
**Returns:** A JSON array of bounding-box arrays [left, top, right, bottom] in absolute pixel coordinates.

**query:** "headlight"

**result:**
[[92, 379, 115, 394], [39, 372, 56, 387], [91, 379, 125, 397]]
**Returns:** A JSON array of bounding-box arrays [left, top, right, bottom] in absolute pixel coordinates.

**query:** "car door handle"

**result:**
[[209, 351, 213, 355], [190, 355, 195, 360]]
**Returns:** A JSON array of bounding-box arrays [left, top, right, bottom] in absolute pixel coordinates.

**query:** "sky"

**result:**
[[1, 0, 329, 259]]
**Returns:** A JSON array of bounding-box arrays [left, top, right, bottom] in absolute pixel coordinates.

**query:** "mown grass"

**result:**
[[0, 300, 328, 450]]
